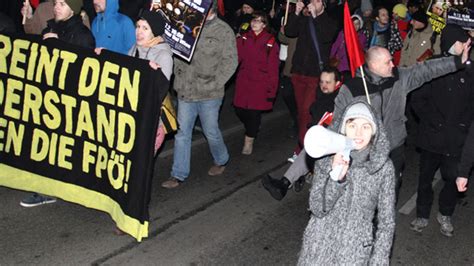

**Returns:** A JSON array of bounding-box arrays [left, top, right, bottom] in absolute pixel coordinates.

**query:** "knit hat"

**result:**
[[140, 10, 166, 37], [351, 14, 364, 29], [361, 0, 373, 12], [411, 10, 428, 25], [64, 0, 83, 15], [340, 103, 377, 135], [243, 0, 261, 10], [441, 24, 469, 53], [392, 4, 408, 19]]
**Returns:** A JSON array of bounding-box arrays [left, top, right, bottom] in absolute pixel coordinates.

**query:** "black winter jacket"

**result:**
[[285, 12, 337, 77], [42, 15, 95, 49], [411, 56, 474, 157], [458, 122, 474, 177]]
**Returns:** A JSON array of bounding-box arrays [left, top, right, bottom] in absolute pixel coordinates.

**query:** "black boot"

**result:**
[[293, 175, 305, 192], [262, 175, 291, 201]]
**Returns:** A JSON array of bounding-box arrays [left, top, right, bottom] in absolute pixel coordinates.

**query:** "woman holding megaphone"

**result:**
[[298, 101, 396, 265]]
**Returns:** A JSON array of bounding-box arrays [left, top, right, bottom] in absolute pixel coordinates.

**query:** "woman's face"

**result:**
[[136, 19, 154, 46], [344, 118, 373, 150], [251, 16, 265, 35], [352, 19, 361, 31]]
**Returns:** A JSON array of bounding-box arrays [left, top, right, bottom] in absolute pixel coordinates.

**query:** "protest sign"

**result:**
[[150, 0, 213, 61], [447, 9, 474, 30]]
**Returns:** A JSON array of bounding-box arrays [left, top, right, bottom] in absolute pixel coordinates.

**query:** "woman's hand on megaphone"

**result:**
[[332, 153, 349, 181]]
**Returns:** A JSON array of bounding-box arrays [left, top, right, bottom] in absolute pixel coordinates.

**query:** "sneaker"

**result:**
[[410, 217, 429, 232], [161, 178, 182, 189], [437, 213, 454, 237], [208, 164, 226, 176], [262, 175, 291, 201], [20, 193, 56, 207], [287, 152, 298, 163]]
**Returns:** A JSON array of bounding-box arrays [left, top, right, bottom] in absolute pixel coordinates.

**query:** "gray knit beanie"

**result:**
[[340, 103, 377, 135], [361, 0, 373, 12]]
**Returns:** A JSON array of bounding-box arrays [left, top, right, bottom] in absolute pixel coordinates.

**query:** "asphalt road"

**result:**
[[1, 88, 473, 265]]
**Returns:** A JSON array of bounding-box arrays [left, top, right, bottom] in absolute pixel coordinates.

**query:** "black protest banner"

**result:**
[[0, 33, 167, 241], [150, 0, 213, 61]]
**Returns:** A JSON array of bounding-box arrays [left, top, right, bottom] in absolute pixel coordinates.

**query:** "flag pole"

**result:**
[[22, 0, 28, 25], [359, 65, 371, 105]]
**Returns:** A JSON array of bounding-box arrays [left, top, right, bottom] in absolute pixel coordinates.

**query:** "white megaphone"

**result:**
[[304, 125, 357, 181]]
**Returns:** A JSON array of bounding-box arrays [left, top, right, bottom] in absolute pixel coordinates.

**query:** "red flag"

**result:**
[[218, 0, 225, 16], [343, 1, 364, 77]]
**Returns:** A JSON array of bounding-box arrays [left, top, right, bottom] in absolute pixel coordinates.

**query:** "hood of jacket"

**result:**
[[328, 100, 390, 174], [99, 0, 119, 19]]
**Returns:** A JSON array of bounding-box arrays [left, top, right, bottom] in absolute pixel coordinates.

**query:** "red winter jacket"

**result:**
[[233, 30, 280, 111]]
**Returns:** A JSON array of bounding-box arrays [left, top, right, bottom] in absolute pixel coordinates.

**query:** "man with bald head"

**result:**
[[334, 44, 471, 197]]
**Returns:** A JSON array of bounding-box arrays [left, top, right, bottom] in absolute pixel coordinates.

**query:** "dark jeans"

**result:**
[[416, 149, 459, 218], [389, 144, 405, 200], [235, 107, 262, 138]]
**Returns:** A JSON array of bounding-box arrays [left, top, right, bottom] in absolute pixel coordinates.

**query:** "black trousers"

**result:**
[[389, 144, 405, 200], [416, 149, 459, 218], [279, 75, 298, 126], [235, 107, 262, 138]]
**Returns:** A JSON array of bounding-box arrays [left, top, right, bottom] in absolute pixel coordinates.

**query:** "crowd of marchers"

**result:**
[[1, 0, 474, 264]]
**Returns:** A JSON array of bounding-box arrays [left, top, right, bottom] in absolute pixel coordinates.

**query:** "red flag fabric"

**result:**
[[343, 1, 365, 77], [218, 0, 225, 16], [30, 0, 39, 9]]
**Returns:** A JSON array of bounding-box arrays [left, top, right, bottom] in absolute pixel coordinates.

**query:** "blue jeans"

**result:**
[[171, 98, 229, 181]]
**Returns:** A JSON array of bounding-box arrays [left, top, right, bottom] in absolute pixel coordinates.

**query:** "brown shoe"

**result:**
[[161, 178, 181, 189], [208, 164, 226, 176]]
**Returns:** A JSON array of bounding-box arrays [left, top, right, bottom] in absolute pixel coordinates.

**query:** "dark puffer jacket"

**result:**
[[298, 101, 395, 265]]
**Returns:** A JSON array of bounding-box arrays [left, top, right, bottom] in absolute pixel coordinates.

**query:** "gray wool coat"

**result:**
[[298, 101, 396, 266]]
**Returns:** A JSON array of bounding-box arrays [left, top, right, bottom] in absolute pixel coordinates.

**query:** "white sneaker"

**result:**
[[287, 152, 297, 163]]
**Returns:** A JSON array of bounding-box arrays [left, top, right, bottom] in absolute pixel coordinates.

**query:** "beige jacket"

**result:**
[[399, 24, 440, 67]]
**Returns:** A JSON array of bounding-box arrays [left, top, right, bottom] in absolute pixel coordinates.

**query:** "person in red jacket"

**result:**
[[233, 11, 280, 155]]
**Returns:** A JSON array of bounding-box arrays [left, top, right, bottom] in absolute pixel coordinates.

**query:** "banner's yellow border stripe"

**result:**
[[0, 164, 148, 241]]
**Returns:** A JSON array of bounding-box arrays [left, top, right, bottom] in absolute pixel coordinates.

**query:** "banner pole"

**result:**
[[359, 66, 371, 105], [283, 0, 290, 25]]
